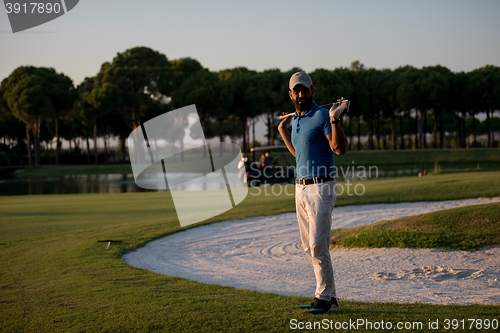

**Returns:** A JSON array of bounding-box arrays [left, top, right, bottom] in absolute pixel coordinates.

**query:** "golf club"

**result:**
[[278, 98, 350, 119]]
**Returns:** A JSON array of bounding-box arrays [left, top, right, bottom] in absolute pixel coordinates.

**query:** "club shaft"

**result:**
[[278, 100, 349, 119]]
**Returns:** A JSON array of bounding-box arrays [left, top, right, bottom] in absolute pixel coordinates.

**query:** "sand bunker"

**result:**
[[123, 197, 500, 305], [373, 266, 485, 281]]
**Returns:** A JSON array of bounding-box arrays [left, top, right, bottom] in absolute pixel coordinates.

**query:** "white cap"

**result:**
[[289, 71, 313, 90]]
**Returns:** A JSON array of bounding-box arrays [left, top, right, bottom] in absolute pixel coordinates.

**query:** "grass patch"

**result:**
[[272, 147, 500, 170], [335, 170, 500, 206], [1, 171, 500, 332], [334, 148, 500, 169], [332, 202, 500, 251]]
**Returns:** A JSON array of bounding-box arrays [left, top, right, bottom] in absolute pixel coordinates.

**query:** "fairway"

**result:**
[[1, 171, 500, 332]]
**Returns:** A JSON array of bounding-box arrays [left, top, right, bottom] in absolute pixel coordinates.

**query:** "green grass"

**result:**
[[332, 202, 500, 251], [335, 170, 500, 206], [272, 147, 500, 170], [334, 148, 500, 169], [1, 171, 500, 332]]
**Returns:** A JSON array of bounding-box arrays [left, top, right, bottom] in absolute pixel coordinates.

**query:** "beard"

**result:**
[[292, 95, 313, 112]]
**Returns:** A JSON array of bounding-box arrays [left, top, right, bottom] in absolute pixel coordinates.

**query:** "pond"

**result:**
[[0, 174, 145, 196]]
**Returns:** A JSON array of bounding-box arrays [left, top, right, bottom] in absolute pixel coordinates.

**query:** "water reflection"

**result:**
[[0, 172, 244, 196], [0, 167, 424, 196], [0, 174, 145, 196]]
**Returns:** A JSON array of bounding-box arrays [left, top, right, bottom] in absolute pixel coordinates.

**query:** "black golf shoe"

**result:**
[[300, 297, 339, 314]]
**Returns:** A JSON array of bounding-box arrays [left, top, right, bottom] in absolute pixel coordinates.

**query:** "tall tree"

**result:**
[[0, 66, 72, 165], [396, 66, 424, 149], [448, 72, 468, 148], [0, 88, 29, 158], [420, 66, 449, 149], [259, 69, 285, 146], [170, 57, 204, 93], [473, 65, 500, 147], [45, 71, 75, 165], [211, 77, 233, 155], [464, 69, 489, 148], [75, 77, 108, 164], [347, 65, 369, 150], [363, 68, 381, 150], [218, 67, 258, 153], [174, 69, 233, 157], [88, 47, 174, 131], [370, 69, 398, 149], [331, 68, 355, 149]]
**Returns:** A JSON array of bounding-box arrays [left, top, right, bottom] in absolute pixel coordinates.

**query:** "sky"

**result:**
[[1, 0, 500, 87]]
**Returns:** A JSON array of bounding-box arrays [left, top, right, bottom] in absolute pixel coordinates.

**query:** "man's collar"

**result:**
[[295, 101, 318, 118]]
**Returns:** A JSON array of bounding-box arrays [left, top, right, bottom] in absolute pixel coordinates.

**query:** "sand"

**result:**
[[122, 197, 500, 305]]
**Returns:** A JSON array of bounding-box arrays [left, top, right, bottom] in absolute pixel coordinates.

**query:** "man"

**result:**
[[238, 153, 249, 183], [259, 151, 274, 168], [278, 72, 348, 314]]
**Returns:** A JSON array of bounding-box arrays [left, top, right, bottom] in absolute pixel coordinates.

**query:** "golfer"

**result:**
[[278, 72, 348, 314]]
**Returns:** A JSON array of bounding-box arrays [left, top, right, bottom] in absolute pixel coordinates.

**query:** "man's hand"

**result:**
[[329, 99, 350, 119], [278, 112, 293, 130]]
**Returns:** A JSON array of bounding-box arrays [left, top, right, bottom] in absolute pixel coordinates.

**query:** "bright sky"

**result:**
[[1, 0, 500, 87]]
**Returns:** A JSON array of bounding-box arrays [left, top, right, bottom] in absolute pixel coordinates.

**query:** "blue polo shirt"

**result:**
[[291, 101, 335, 179]]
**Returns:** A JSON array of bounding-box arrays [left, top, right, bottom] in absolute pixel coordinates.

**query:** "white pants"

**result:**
[[295, 180, 337, 301]]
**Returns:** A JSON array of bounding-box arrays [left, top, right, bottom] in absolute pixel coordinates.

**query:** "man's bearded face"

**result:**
[[291, 85, 314, 112]]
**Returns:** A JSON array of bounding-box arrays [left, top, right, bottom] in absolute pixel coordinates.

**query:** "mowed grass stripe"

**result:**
[[1, 171, 500, 332]]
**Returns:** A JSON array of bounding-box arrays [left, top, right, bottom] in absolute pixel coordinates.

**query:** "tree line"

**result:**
[[1, 47, 499, 166]]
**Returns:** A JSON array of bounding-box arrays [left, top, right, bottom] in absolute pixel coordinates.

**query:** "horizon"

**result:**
[[1, 0, 500, 86]]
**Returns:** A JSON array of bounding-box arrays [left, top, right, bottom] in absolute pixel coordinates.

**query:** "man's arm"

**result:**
[[326, 119, 348, 155], [327, 99, 349, 155], [278, 114, 295, 157]]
